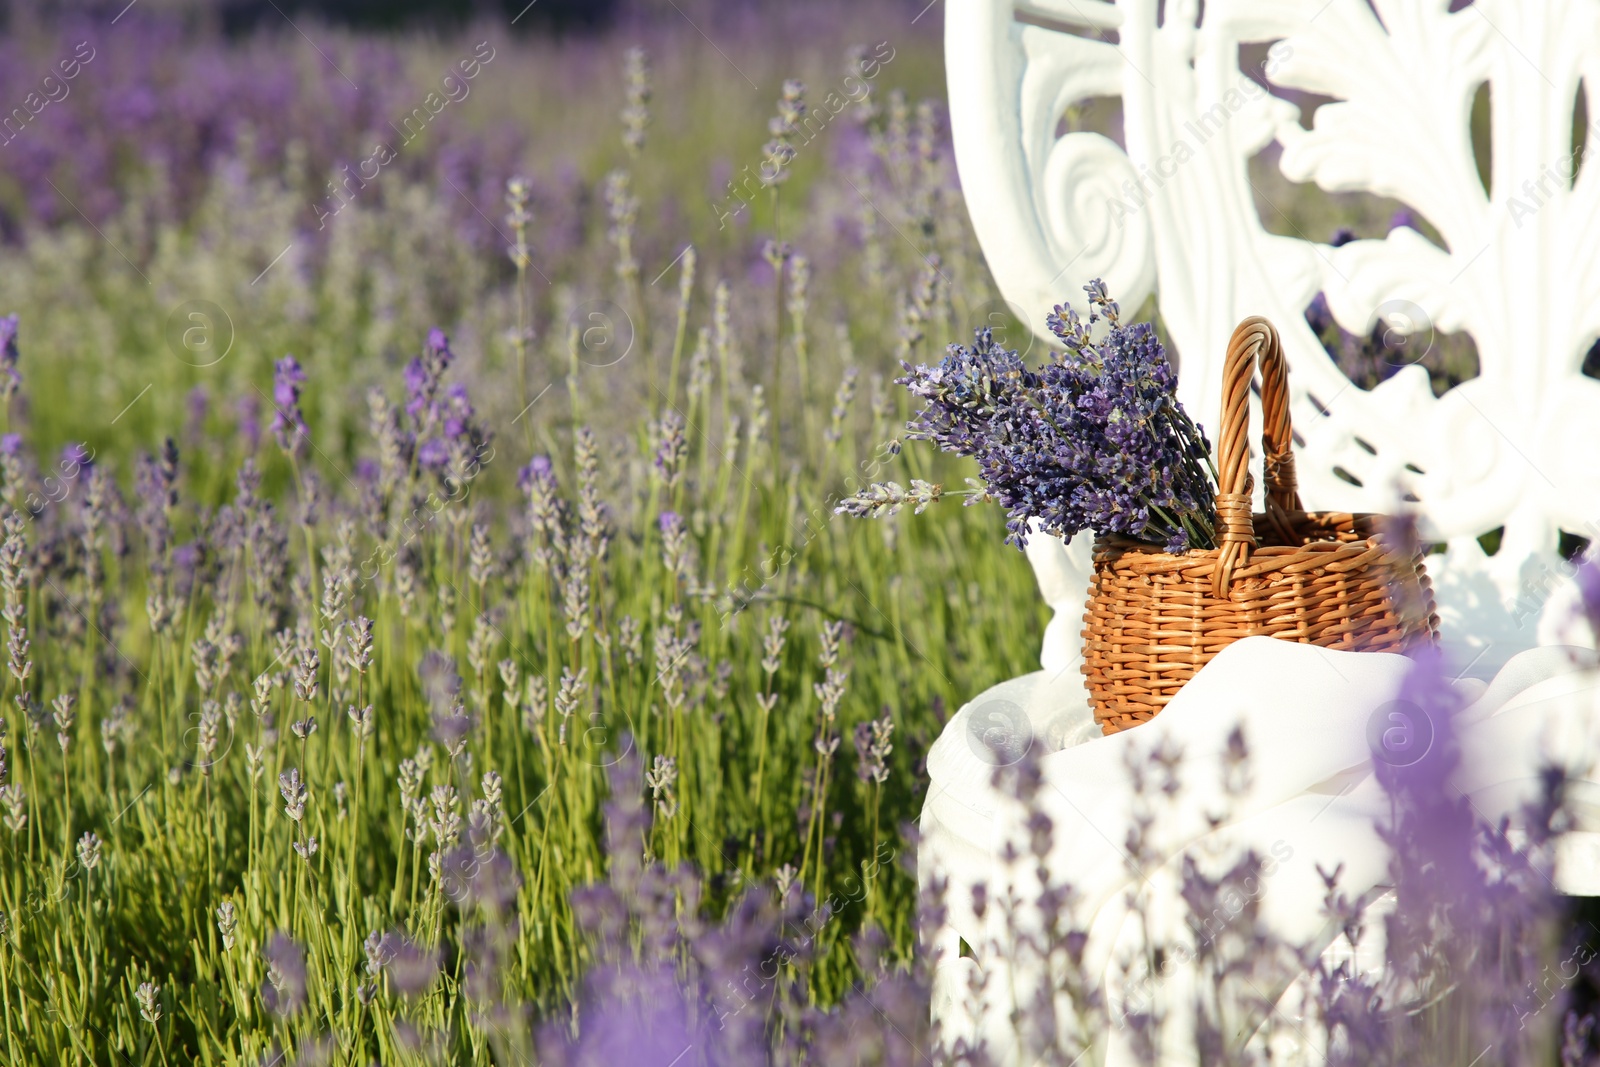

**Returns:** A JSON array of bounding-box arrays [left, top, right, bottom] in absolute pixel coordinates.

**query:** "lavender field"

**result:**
[[3, 2, 1600, 1065], [0, 3, 1057, 1063]]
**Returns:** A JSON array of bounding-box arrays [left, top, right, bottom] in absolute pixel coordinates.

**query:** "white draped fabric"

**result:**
[[920, 531, 1600, 1065]]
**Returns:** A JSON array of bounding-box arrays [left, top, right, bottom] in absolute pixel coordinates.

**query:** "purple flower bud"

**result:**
[[270, 355, 309, 454], [273, 355, 305, 408], [60, 442, 92, 472], [424, 327, 452, 367], [0, 433, 22, 456], [518, 454, 553, 490], [658, 510, 681, 534]]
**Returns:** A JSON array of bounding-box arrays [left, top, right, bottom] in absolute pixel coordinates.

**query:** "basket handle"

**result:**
[[1213, 316, 1303, 598]]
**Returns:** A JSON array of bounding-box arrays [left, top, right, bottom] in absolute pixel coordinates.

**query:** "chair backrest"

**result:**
[[947, 0, 1600, 671]]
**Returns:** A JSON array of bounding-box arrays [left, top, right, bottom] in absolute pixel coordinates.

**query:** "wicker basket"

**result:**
[[1081, 316, 1440, 735]]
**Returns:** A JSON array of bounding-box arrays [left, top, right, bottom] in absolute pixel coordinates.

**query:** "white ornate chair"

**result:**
[[947, 0, 1600, 675], [925, 0, 1600, 1060]]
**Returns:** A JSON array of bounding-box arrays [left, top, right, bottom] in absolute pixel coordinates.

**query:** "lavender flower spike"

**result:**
[[270, 355, 308, 455], [0, 314, 20, 402], [405, 327, 454, 424], [835, 479, 943, 519]]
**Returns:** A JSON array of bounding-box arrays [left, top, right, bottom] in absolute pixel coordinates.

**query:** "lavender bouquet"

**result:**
[[840, 280, 1220, 552]]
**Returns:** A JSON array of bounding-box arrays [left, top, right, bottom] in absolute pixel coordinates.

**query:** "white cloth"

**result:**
[[921, 634, 1600, 1065]]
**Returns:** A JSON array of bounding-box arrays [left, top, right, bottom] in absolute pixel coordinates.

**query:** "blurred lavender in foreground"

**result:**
[[536, 741, 934, 1066]]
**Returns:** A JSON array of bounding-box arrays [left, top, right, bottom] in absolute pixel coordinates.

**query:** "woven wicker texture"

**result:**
[[1081, 317, 1440, 735]]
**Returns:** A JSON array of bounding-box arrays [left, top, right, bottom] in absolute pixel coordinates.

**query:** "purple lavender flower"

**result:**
[[270, 355, 308, 454], [441, 382, 472, 439], [60, 443, 92, 474], [1306, 292, 1335, 337], [460, 924, 511, 1004], [0, 434, 23, 456], [843, 280, 1217, 551], [545, 963, 701, 1064], [186, 385, 208, 440], [401, 358, 429, 417], [418, 649, 462, 713], [1321, 643, 1578, 1066], [235, 394, 260, 453], [404, 327, 454, 424], [658, 510, 680, 534], [432, 705, 475, 754], [416, 437, 450, 471], [440, 844, 521, 913], [261, 932, 308, 1017], [400, 330, 489, 483], [518, 454, 553, 491], [853, 720, 875, 783], [272, 357, 303, 411], [383, 934, 439, 997], [425, 326, 453, 367], [0, 314, 19, 401]]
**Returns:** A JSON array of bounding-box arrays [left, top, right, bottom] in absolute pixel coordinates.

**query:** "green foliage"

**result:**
[[0, 18, 1047, 1064]]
